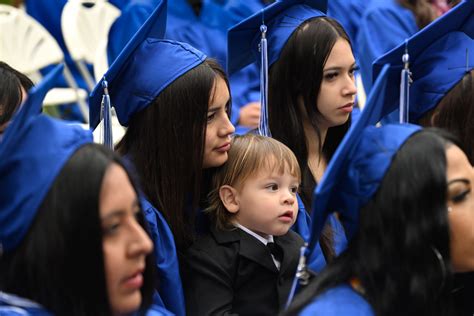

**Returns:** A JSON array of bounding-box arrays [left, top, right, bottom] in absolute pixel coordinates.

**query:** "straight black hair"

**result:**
[[268, 16, 352, 259], [285, 128, 459, 316], [0, 61, 34, 126], [116, 59, 231, 250], [0, 143, 155, 316]]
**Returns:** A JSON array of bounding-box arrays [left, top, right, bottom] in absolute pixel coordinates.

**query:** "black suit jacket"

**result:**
[[181, 227, 304, 316]]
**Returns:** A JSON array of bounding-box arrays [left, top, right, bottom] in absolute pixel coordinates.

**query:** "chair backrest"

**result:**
[[61, 0, 121, 64], [0, 4, 64, 76]]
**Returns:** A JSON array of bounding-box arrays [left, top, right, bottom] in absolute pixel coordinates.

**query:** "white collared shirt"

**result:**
[[234, 223, 281, 270]]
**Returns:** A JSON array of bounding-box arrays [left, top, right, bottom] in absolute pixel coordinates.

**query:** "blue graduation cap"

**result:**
[[227, 0, 327, 75], [0, 65, 93, 254], [89, 0, 207, 129], [227, 0, 327, 136], [306, 64, 421, 256], [372, 0, 474, 123]]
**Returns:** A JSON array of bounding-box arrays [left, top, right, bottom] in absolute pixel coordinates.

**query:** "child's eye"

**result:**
[[451, 189, 471, 203], [290, 186, 299, 194], [266, 184, 279, 191]]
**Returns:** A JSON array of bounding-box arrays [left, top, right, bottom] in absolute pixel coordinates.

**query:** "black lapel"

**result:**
[[237, 229, 279, 273], [275, 231, 303, 275]]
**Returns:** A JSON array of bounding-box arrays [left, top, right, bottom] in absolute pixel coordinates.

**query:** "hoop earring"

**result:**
[[431, 246, 447, 292]]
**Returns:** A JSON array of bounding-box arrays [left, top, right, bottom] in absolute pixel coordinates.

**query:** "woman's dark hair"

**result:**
[[268, 17, 352, 260], [0, 61, 34, 126], [285, 128, 459, 316], [116, 58, 231, 250], [0, 143, 155, 316], [398, 0, 436, 29], [419, 70, 474, 165]]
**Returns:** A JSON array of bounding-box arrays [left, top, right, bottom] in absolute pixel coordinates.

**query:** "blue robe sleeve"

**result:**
[[299, 284, 375, 316], [356, 1, 418, 93], [140, 197, 186, 316]]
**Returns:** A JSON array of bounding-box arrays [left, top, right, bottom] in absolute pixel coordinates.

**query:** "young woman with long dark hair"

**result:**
[[0, 68, 155, 316], [286, 126, 474, 316], [89, 2, 234, 314]]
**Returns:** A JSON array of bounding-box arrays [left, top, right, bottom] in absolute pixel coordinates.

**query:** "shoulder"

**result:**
[[364, 0, 415, 21], [299, 285, 375, 316], [0, 293, 52, 316], [188, 227, 241, 255], [280, 230, 304, 246]]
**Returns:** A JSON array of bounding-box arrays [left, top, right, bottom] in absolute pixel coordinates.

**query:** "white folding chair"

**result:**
[[0, 4, 89, 122], [61, 0, 120, 91]]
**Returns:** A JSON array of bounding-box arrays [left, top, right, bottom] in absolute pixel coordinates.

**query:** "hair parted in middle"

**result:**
[[206, 133, 301, 230]]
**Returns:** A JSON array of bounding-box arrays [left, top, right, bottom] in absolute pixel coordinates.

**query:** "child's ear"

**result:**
[[219, 185, 239, 213]]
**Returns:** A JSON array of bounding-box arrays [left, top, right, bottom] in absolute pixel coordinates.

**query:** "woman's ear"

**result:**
[[219, 185, 240, 213]]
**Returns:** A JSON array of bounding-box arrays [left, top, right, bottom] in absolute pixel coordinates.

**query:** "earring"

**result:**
[[431, 246, 447, 292]]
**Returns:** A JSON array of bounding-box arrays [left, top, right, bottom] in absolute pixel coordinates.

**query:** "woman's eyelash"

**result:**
[[451, 189, 471, 203]]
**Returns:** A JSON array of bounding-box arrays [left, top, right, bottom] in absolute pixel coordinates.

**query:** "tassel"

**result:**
[[100, 78, 113, 150], [399, 40, 412, 123], [258, 12, 271, 137], [285, 244, 310, 309]]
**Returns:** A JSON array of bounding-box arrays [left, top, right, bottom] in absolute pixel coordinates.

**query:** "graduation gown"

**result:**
[[0, 292, 53, 316], [141, 197, 186, 316], [299, 284, 375, 316], [356, 0, 418, 93], [181, 227, 304, 316]]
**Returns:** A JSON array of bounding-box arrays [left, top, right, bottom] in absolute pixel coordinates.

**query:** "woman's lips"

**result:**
[[215, 142, 231, 152], [122, 270, 144, 290], [338, 102, 354, 113]]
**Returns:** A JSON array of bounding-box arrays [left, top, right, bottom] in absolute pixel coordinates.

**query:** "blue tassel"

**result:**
[[399, 40, 411, 124], [258, 13, 271, 137], [100, 78, 113, 150]]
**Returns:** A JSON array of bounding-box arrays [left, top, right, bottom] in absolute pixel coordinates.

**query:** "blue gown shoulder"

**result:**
[[140, 197, 186, 316], [299, 284, 375, 316], [356, 0, 418, 92], [0, 292, 53, 316]]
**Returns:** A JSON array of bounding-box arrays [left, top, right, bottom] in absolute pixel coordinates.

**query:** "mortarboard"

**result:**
[[227, 0, 327, 76], [306, 64, 421, 255], [89, 0, 207, 129], [227, 0, 327, 136], [0, 65, 93, 254], [372, 0, 474, 123]]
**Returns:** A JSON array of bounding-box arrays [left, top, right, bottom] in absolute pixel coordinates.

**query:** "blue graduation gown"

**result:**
[[356, 0, 418, 93], [327, 0, 371, 60], [141, 197, 186, 316], [0, 292, 53, 316], [293, 195, 347, 273], [299, 284, 375, 316]]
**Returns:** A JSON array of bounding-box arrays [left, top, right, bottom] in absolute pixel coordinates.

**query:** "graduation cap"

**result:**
[[227, 0, 327, 75], [227, 0, 327, 137], [306, 64, 421, 257], [0, 65, 93, 254], [89, 0, 207, 130], [372, 0, 474, 123]]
